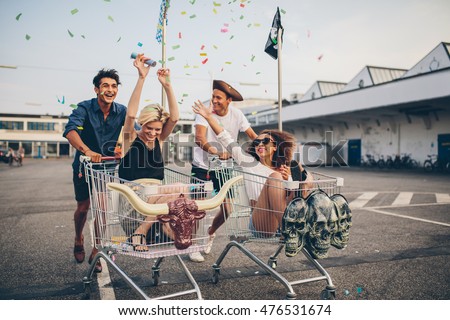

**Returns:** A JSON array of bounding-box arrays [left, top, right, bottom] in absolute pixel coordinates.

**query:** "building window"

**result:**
[[182, 124, 192, 134], [27, 122, 56, 131], [0, 121, 24, 130]]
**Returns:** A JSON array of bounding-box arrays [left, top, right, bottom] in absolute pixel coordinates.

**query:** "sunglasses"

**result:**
[[252, 137, 276, 147]]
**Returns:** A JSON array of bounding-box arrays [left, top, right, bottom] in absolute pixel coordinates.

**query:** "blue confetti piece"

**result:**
[[357, 287, 362, 294]]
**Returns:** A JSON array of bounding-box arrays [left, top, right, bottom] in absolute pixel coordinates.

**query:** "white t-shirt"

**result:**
[[192, 106, 251, 169]]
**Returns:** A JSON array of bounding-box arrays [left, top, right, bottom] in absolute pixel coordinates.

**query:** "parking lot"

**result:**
[[0, 158, 449, 301]]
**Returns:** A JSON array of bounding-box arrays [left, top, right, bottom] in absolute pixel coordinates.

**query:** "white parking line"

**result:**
[[349, 192, 378, 208], [392, 192, 413, 206], [97, 259, 116, 300], [436, 193, 450, 203], [365, 207, 450, 227]]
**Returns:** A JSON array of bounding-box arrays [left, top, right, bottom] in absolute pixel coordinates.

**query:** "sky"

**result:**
[[0, 0, 449, 119]]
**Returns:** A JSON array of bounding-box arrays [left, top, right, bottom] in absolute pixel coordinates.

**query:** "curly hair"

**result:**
[[138, 104, 170, 126], [92, 68, 121, 88], [247, 129, 296, 169]]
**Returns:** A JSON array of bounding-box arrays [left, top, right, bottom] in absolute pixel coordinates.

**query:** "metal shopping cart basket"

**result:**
[[80, 156, 242, 300], [209, 157, 344, 300]]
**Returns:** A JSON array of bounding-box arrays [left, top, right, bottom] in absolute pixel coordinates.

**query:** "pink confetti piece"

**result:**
[[221, 28, 229, 33], [224, 23, 229, 27], [240, 3, 245, 8], [178, 32, 182, 39], [202, 58, 208, 64], [307, 30, 311, 38], [201, 45, 205, 50]]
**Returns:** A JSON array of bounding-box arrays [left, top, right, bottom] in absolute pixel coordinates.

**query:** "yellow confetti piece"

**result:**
[[199, 53, 207, 56], [254, 23, 261, 27], [225, 61, 232, 64], [181, 11, 187, 15], [107, 15, 114, 22], [16, 13, 22, 21], [71, 8, 79, 15], [25, 34, 31, 40], [77, 126, 83, 130], [184, 64, 190, 68], [213, 45, 218, 49], [213, 1, 221, 6], [213, 9, 217, 14]]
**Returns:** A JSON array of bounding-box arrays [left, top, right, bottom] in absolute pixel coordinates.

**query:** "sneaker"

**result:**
[[203, 231, 216, 255], [188, 251, 205, 262]]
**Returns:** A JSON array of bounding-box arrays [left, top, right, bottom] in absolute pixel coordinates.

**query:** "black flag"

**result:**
[[264, 7, 283, 60]]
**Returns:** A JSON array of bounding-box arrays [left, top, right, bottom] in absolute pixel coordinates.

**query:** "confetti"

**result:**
[[137, 42, 143, 47], [213, 45, 218, 49], [25, 34, 31, 40], [280, 9, 286, 14], [213, 9, 218, 14], [202, 58, 208, 64], [107, 15, 114, 22], [239, 15, 244, 20], [77, 126, 83, 130], [81, 35, 86, 39], [247, 23, 252, 28], [201, 45, 205, 50], [189, 14, 197, 19], [213, 1, 221, 6], [67, 29, 74, 37], [221, 28, 229, 33], [357, 287, 362, 294], [181, 11, 187, 15], [71, 8, 79, 15], [189, 0, 196, 4], [178, 32, 182, 39], [16, 13, 22, 21], [317, 54, 324, 61], [116, 37, 121, 42], [251, 55, 255, 62], [199, 53, 207, 56], [307, 29, 311, 38], [344, 289, 350, 296], [182, 93, 189, 97], [184, 64, 190, 68], [168, 56, 175, 61], [240, 3, 245, 8], [172, 45, 180, 49], [57, 96, 65, 104], [256, 71, 261, 75], [229, 35, 234, 40], [253, 23, 261, 27], [225, 61, 232, 64]]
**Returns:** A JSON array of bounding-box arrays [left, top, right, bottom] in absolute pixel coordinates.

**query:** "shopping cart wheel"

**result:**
[[211, 267, 220, 284], [268, 258, 277, 270], [320, 289, 336, 300], [152, 270, 160, 286], [82, 276, 92, 299]]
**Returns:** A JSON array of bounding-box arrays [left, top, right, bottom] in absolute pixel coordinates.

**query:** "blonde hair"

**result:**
[[137, 104, 170, 126]]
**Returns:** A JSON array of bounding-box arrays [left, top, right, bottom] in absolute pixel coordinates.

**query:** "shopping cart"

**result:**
[[80, 156, 242, 300], [209, 158, 344, 300]]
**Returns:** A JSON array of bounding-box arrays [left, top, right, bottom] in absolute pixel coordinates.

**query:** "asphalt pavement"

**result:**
[[0, 158, 449, 300]]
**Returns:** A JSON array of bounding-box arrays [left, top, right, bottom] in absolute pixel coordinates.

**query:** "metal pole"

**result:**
[[161, 15, 167, 108], [277, 27, 283, 131]]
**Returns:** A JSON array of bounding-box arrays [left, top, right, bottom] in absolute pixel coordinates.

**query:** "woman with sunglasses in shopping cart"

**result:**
[[192, 100, 313, 237]]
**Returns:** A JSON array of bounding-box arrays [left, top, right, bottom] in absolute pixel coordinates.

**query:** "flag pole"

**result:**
[[161, 10, 167, 108], [277, 27, 283, 131]]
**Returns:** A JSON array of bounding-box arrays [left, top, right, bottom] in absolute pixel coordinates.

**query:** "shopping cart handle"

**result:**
[[79, 155, 119, 163]]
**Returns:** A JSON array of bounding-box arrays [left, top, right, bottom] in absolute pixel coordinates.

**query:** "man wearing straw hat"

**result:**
[[189, 80, 257, 262]]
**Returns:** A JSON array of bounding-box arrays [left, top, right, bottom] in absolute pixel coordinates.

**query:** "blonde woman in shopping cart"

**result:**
[[118, 53, 179, 251], [192, 100, 312, 237]]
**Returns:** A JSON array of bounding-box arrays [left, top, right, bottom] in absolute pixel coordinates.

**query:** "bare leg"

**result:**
[[251, 173, 286, 236], [74, 199, 89, 262], [208, 200, 230, 235]]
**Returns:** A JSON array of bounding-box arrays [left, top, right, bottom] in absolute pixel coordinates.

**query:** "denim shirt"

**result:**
[[63, 98, 127, 172]]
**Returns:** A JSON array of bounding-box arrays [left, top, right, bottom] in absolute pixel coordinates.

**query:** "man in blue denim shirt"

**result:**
[[63, 68, 126, 272]]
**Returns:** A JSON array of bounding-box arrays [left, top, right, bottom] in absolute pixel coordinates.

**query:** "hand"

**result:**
[[217, 151, 231, 160], [157, 68, 171, 87], [85, 150, 102, 163], [277, 164, 290, 180], [133, 53, 151, 79], [192, 100, 213, 119]]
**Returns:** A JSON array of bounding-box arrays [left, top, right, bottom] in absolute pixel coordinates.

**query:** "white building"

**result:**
[[245, 42, 450, 167]]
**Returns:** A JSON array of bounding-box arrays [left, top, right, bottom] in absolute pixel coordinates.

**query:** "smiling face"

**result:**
[[140, 121, 163, 142], [211, 89, 232, 116], [252, 134, 277, 165], [95, 77, 118, 106]]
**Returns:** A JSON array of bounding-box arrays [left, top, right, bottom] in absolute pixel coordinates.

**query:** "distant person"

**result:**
[[63, 68, 127, 273], [189, 80, 257, 262], [6, 148, 15, 166], [18, 146, 24, 166], [118, 53, 179, 251]]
